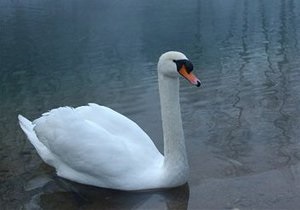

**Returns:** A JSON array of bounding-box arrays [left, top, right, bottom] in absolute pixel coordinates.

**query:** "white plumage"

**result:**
[[18, 51, 201, 190]]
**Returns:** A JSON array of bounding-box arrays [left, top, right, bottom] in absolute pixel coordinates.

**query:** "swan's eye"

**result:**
[[173, 59, 194, 74]]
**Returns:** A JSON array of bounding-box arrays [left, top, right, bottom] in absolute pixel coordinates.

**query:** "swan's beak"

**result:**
[[179, 66, 201, 87]]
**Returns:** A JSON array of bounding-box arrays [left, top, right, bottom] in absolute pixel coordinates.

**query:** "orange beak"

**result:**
[[179, 66, 201, 87]]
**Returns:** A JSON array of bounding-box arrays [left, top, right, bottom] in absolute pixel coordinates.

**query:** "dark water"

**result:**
[[1, 0, 300, 209]]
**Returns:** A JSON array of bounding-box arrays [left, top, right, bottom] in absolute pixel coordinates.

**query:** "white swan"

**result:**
[[18, 51, 201, 191]]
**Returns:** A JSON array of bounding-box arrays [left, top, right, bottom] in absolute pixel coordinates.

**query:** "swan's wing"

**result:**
[[33, 106, 163, 180], [75, 103, 159, 152]]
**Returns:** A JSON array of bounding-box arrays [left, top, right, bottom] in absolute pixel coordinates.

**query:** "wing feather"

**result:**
[[33, 105, 163, 180]]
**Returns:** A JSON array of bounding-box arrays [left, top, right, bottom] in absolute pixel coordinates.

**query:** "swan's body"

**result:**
[[18, 51, 201, 191]]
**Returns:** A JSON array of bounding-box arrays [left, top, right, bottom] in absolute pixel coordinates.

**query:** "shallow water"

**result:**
[[1, 0, 300, 209]]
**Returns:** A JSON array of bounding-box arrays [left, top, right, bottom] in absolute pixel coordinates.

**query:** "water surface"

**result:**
[[1, 0, 300, 209]]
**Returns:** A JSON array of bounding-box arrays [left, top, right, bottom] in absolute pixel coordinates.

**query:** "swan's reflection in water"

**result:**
[[26, 173, 189, 210]]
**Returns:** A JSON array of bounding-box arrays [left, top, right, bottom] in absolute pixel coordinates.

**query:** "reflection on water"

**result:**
[[24, 172, 189, 210], [1, 0, 300, 209]]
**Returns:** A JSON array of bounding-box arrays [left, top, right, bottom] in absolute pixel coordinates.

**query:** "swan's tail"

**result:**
[[18, 115, 34, 136], [18, 115, 53, 165]]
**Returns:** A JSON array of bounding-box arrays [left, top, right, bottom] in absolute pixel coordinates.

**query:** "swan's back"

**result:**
[[21, 104, 164, 190]]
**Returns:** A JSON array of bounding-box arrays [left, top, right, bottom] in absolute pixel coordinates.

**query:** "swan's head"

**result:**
[[158, 51, 201, 87]]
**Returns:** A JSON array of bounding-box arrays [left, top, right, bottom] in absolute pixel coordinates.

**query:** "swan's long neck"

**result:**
[[158, 72, 189, 183]]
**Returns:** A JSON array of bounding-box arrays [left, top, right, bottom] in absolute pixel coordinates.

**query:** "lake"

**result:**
[[1, 0, 300, 209]]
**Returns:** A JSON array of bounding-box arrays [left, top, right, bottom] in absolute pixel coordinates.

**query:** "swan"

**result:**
[[18, 51, 201, 191]]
